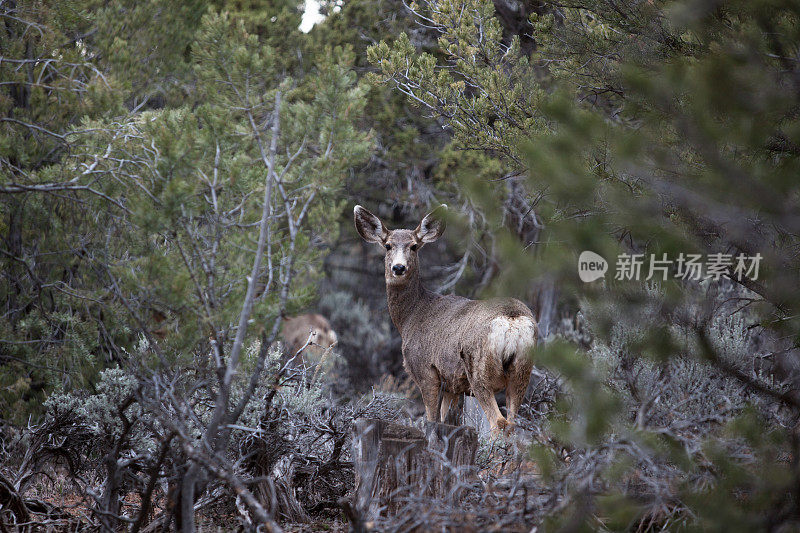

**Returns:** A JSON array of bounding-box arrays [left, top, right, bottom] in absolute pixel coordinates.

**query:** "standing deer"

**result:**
[[354, 205, 537, 434]]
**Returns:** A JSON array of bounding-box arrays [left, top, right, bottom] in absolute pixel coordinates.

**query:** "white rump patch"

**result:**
[[487, 316, 536, 365]]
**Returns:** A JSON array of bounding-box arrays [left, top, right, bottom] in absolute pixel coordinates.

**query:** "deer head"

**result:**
[[354, 205, 447, 286]]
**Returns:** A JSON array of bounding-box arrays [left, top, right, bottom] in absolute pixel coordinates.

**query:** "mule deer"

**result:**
[[281, 313, 338, 365], [354, 205, 537, 434]]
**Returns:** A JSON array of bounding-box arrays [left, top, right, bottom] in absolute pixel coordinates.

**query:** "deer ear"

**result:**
[[354, 205, 388, 244], [415, 204, 447, 243]]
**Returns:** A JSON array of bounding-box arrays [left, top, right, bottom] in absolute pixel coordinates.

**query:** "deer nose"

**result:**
[[392, 264, 406, 276]]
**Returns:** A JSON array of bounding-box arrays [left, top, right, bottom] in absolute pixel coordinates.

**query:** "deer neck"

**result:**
[[386, 272, 431, 336]]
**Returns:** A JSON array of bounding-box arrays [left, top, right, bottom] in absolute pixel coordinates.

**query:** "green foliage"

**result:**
[[1, 1, 369, 420], [94, 0, 208, 104], [524, 1, 800, 529], [88, 9, 371, 366], [372, 0, 800, 529], [310, 0, 450, 212], [3, 0, 800, 529], [0, 2, 127, 420], [211, 0, 303, 55], [367, 0, 545, 168]]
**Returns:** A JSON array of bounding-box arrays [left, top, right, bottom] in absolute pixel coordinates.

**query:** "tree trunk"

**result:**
[[180, 463, 199, 533], [350, 418, 477, 521], [463, 396, 491, 438]]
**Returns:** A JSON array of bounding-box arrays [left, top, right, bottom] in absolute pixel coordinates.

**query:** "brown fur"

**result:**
[[354, 205, 537, 434], [281, 313, 338, 364]]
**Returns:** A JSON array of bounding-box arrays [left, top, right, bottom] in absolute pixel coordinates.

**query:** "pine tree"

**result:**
[[367, 0, 800, 528]]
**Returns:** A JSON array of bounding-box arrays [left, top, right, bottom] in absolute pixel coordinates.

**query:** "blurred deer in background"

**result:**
[[354, 205, 537, 435], [281, 313, 338, 367]]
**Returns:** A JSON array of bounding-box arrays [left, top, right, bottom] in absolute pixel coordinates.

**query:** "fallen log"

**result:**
[[349, 418, 478, 522]]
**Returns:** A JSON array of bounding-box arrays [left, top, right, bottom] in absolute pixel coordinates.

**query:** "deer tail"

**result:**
[[487, 315, 537, 367]]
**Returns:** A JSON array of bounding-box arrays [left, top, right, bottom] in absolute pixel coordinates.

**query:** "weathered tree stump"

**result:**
[[424, 421, 478, 494], [350, 418, 478, 521]]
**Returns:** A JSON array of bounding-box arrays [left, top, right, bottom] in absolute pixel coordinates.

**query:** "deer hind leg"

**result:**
[[506, 365, 532, 422], [505, 349, 534, 426], [473, 386, 507, 435]]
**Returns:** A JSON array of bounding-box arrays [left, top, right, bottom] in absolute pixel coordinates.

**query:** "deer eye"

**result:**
[[385, 244, 391, 250], [410, 244, 418, 251]]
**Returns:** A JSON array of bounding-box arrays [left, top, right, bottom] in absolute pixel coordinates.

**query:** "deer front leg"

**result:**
[[422, 391, 442, 422], [473, 387, 507, 435], [418, 371, 443, 422]]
